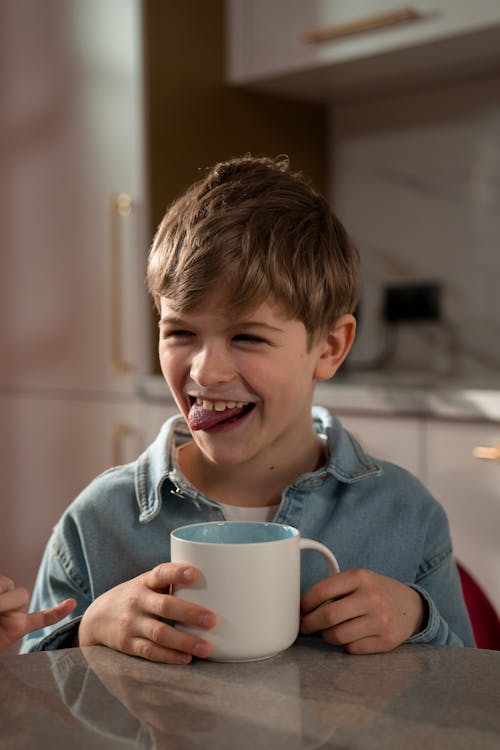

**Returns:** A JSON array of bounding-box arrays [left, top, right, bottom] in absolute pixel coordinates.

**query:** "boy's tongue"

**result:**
[[188, 401, 249, 431]]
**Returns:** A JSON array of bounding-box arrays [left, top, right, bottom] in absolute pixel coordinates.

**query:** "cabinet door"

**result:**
[[425, 421, 500, 614], [0, 0, 149, 394], [227, 0, 402, 80], [0, 395, 154, 592], [337, 413, 422, 477], [226, 0, 500, 99]]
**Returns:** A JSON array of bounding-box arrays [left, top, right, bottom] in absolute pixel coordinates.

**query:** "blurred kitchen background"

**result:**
[[1, 1, 499, 623]]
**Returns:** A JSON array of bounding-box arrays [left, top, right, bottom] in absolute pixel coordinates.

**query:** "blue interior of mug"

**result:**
[[173, 522, 297, 544]]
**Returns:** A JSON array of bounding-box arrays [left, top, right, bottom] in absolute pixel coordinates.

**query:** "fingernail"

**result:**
[[174, 653, 192, 665], [193, 643, 210, 658], [181, 567, 195, 582], [198, 613, 214, 628]]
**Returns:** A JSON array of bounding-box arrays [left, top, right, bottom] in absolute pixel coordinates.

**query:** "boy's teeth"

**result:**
[[195, 398, 247, 411]]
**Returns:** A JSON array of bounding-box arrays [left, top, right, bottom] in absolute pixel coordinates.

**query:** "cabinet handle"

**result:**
[[112, 422, 138, 466], [110, 193, 135, 375], [303, 8, 422, 44], [473, 445, 500, 462]]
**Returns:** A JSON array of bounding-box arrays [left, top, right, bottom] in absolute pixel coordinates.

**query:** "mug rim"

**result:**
[[171, 521, 299, 545]]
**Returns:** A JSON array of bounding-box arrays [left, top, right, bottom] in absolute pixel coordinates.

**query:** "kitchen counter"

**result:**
[[2, 641, 499, 748], [138, 374, 500, 422]]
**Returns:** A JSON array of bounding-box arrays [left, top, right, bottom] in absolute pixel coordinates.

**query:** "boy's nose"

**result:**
[[190, 345, 235, 386]]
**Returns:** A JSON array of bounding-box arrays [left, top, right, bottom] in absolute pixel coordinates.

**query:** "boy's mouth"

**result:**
[[187, 396, 255, 432]]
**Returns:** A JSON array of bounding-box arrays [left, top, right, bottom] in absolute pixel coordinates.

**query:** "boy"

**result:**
[[22, 156, 474, 661]]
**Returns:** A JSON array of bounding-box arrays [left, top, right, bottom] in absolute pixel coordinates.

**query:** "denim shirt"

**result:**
[[21, 406, 475, 653]]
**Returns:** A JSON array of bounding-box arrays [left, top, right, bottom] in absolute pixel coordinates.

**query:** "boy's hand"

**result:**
[[300, 569, 425, 654], [0, 574, 77, 652], [78, 563, 216, 664]]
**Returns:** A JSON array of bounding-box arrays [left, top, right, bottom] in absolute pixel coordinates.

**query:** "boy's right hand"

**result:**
[[78, 563, 216, 664], [0, 575, 76, 652]]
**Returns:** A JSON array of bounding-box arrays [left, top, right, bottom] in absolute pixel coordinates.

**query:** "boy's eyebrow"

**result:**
[[159, 315, 188, 328], [234, 321, 285, 334], [158, 316, 285, 334]]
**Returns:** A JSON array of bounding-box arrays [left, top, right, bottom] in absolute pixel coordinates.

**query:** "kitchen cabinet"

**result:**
[[0, 391, 177, 593], [425, 420, 500, 615], [0, 0, 150, 592], [0, 394, 147, 590], [1, 0, 150, 395], [226, 0, 500, 101]]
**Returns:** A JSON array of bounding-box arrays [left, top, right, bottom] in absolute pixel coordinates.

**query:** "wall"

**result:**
[[329, 74, 500, 383]]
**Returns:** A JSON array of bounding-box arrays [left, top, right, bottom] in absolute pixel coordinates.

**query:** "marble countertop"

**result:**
[[2, 641, 499, 749], [138, 374, 500, 422]]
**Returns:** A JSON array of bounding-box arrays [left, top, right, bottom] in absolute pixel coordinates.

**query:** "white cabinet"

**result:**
[[425, 420, 500, 614], [0, 0, 150, 394], [0, 395, 146, 590], [226, 0, 500, 101], [0, 0, 151, 593]]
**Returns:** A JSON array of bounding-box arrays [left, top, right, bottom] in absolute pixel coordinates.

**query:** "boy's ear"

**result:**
[[313, 314, 356, 381]]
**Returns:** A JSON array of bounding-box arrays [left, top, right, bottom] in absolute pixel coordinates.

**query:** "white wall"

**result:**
[[330, 74, 500, 384]]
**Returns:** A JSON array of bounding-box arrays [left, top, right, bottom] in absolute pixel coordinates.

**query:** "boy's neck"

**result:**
[[177, 437, 327, 508]]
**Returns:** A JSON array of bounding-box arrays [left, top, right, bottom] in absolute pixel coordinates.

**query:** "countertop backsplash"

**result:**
[[329, 73, 500, 384]]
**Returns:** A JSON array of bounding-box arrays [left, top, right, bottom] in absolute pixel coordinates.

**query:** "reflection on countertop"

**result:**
[[138, 373, 500, 422], [1, 641, 500, 749]]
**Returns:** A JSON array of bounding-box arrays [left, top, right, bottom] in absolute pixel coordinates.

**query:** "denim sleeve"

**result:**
[[20, 529, 92, 653], [404, 504, 475, 647]]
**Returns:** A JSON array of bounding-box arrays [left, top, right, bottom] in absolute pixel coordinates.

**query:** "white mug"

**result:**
[[170, 521, 340, 662]]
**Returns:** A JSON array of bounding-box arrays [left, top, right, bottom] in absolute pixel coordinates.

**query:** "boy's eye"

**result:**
[[161, 328, 194, 340], [233, 333, 267, 344]]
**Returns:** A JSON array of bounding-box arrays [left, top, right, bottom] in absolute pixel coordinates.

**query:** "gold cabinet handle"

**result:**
[[110, 193, 135, 375], [473, 445, 500, 461], [303, 8, 422, 44]]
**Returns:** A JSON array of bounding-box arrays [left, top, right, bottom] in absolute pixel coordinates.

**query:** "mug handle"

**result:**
[[300, 538, 340, 575]]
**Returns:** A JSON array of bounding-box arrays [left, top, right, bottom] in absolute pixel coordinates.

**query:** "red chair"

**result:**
[[457, 561, 500, 650]]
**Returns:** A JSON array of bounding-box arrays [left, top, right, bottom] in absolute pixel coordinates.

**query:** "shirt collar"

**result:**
[[312, 405, 381, 483], [135, 415, 185, 523], [135, 407, 381, 522]]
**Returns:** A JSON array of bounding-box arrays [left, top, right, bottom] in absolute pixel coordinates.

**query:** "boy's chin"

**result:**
[[190, 438, 255, 468]]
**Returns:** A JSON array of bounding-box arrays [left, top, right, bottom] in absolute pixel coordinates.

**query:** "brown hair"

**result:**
[[147, 155, 360, 342]]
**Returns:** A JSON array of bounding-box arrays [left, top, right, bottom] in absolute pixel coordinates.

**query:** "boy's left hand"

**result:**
[[300, 569, 425, 654]]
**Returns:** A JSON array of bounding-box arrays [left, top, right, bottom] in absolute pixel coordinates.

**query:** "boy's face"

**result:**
[[158, 293, 346, 473]]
